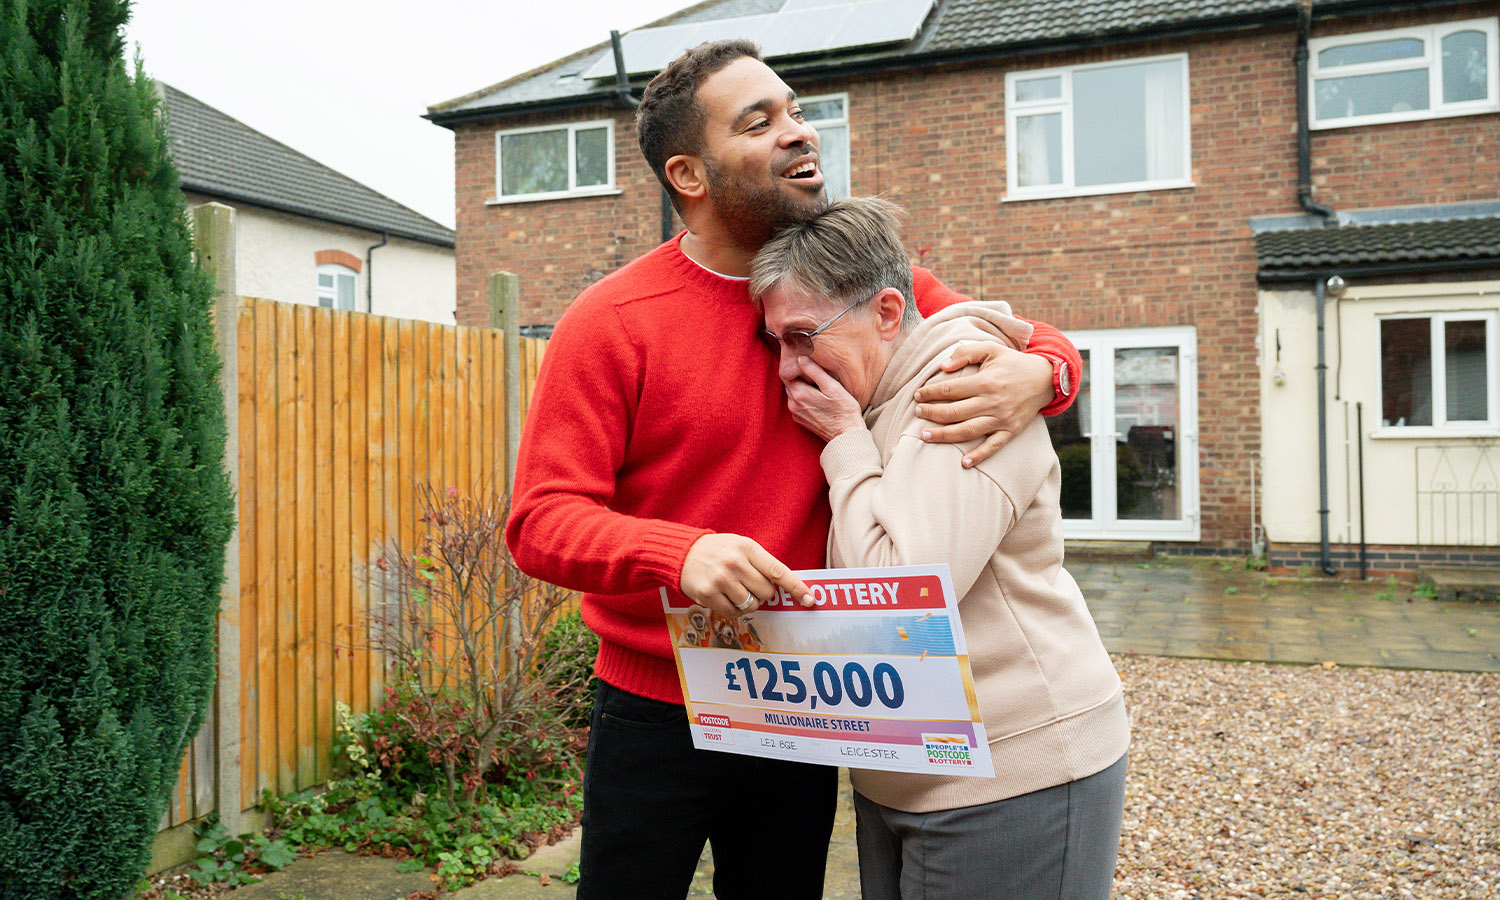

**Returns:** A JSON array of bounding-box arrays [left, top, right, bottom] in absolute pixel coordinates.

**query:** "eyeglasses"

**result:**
[[760, 295, 866, 357]]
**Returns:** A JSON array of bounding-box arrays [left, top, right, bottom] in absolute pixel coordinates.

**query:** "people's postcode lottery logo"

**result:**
[[921, 733, 974, 767]]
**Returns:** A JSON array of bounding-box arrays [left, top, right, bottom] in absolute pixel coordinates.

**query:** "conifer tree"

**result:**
[[0, 0, 235, 896]]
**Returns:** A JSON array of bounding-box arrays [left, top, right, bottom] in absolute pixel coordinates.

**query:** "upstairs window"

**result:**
[[1310, 18, 1499, 129], [801, 93, 850, 200], [495, 120, 614, 202], [317, 263, 357, 311], [1005, 54, 1191, 200], [1379, 311, 1497, 432]]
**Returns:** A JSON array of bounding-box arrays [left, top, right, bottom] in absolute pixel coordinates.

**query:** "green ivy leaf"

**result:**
[[259, 840, 298, 869]]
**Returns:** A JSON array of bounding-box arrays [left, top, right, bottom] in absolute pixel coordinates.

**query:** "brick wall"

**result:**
[[1113, 540, 1500, 579], [1310, 4, 1500, 210], [1267, 542, 1500, 578], [449, 2, 1498, 549], [452, 107, 675, 327], [824, 30, 1301, 552]]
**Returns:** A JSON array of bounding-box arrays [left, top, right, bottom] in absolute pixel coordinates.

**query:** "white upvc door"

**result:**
[[1046, 326, 1200, 541]]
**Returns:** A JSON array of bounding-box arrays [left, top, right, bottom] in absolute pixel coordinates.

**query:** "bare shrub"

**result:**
[[364, 483, 592, 807]]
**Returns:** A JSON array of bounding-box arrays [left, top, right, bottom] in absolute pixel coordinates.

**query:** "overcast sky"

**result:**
[[124, 0, 691, 230]]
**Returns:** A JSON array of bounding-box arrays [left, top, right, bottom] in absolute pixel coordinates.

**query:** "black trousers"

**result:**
[[576, 681, 838, 900]]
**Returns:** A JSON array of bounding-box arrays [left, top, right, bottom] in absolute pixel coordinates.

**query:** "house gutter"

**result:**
[[609, 30, 677, 245], [1295, 3, 1336, 224], [1296, 0, 1339, 577], [427, 10, 1301, 129], [1258, 255, 1500, 283], [777, 0, 1477, 83]]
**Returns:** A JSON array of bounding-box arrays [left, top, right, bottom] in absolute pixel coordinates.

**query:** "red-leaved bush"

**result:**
[[360, 485, 593, 807]]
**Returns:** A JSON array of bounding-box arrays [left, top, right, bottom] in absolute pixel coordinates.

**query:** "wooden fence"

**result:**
[[159, 204, 548, 845]]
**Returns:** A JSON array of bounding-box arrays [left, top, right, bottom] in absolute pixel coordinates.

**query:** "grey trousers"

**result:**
[[854, 753, 1128, 900]]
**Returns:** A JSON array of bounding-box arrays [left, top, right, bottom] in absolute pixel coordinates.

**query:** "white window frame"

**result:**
[[801, 92, 850, 199], [1374, 309, 1499, 437], [491, 119, 617, 203], [316, 263, 358, 311], [1058, 326, 1201, 542], [1004, 52, 1193, 202], [1309, 18, 1500, 130]]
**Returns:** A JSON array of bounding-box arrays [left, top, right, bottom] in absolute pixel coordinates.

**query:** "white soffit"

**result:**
[[581, 0, 936, 80]]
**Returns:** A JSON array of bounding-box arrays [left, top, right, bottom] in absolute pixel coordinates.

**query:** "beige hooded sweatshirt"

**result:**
[[819, 300, 1130, 814]]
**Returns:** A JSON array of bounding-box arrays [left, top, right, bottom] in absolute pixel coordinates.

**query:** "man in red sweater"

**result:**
[[505, 41, 1080, 900]]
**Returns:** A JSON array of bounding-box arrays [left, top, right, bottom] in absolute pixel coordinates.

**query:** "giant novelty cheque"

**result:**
[[660, 564, 995, 777]]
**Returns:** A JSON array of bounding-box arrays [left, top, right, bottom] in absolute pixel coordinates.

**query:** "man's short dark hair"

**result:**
[[636, 39, 762, 215]]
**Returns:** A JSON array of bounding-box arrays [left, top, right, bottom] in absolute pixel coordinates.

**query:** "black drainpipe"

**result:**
[[1296, 3, 1335, 223], [1296, 1, 1339, 576], [610, 31, 676, 244], [365, 232, 388, 313], [609, 31, 635, 109]]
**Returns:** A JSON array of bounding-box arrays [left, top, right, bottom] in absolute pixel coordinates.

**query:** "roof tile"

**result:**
[[163, 84, 454, 248], [1255, 217, 1500, 273]]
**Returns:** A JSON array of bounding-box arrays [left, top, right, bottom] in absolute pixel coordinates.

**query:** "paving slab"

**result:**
[[1081, 558, 1500, 672], [1419, 565, 1500, 602], [230, 851, 432, 900]]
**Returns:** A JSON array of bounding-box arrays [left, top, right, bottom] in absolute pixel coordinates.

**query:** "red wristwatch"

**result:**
[[1045, 355, 1072, 401]]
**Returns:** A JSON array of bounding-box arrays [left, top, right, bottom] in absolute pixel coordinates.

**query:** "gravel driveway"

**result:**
[[147, 652, 1500, 900], [1112, 654, 1499, 899]]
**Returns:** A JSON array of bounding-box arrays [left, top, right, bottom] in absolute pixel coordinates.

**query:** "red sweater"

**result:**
[[505, 236, 1080, 703]]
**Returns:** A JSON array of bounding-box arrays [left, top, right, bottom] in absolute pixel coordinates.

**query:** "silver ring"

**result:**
[[736, 595, 756, 612]]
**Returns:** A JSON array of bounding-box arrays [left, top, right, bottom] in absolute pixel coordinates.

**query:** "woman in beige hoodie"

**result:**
[[750, 198, 1130, 900]]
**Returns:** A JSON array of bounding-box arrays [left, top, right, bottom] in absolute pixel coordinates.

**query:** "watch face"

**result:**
[[1058, 361, 1071, 397]]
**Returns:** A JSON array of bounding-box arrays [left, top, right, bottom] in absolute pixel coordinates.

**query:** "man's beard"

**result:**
[[704, 155, 827, 251]]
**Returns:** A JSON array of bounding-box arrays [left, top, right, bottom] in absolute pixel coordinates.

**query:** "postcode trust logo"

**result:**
[[921, 733, 973, 767]]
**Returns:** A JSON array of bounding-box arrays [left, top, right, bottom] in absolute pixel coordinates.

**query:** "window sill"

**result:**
[[487, 187, 622, 205], [1003, 180, 1195, 203], [1310, 103, 1500, 131], [1369, 426, 1500, 440]]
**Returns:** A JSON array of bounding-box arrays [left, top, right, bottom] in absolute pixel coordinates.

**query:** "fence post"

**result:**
[[194, 202, 245, 834], [488, 272, 523, 489], [487, 272, 525, 672]]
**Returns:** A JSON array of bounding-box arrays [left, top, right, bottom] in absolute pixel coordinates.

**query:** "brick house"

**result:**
[[426, 0, 1500, 571]]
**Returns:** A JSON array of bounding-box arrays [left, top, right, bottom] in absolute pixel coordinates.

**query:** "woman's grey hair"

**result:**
[[749, 197, 919, 330]]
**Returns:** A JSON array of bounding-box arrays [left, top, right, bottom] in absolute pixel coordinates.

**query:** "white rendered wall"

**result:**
[[186, 194, 455, 324], [1259, 280, 1500, 546]]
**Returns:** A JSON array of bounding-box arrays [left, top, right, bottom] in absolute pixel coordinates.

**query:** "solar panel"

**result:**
[[757, 6, 856, 58], [581, 14, 777, 80], [826, 0, 934, 51], [780, 0, 857, 9], [581, 0, 935, 81]]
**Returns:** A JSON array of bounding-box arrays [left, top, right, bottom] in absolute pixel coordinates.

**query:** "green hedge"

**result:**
[[0, 1, 235, 897]]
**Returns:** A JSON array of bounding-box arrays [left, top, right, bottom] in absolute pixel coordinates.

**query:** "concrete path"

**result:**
[[230, 557, 1499, 899], [230, 850, 432, 900]]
